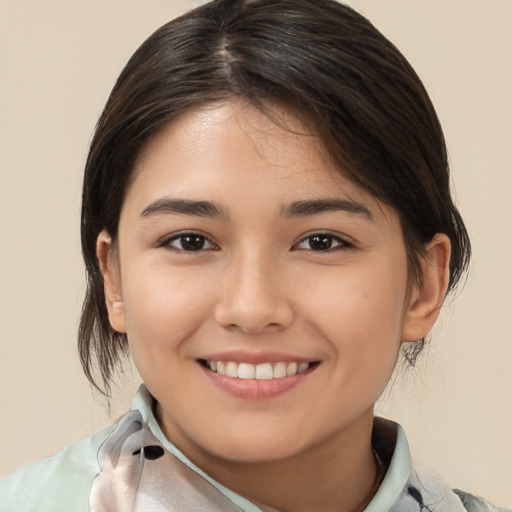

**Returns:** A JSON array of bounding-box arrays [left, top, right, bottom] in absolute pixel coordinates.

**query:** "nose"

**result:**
[[214, 250, 294, 334]]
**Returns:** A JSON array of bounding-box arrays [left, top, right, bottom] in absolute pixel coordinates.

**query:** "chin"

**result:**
[[194, 425, 313, 464]]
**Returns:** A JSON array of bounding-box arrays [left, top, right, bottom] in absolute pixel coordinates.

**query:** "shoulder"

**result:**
[[453, 489, 512, 512], [405, 467, 509, 512], [0, 424, 115, 512]]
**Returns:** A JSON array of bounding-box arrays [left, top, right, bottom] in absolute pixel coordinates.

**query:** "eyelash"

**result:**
[[158, 232, 352, 253], [294, 233, 352, 252], [158, 232, 219, 252]]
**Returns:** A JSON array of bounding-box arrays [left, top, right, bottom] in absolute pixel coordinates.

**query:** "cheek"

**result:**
[[302, 259, 408, 371], [121, 262, 217, 360], [305, 263, 407, 330]]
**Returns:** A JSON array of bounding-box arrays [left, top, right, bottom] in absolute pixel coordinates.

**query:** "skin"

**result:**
[[98, 99, 450, 512]]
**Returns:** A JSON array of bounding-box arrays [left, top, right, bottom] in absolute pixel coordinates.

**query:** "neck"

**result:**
[[174, 408, 380, 512]]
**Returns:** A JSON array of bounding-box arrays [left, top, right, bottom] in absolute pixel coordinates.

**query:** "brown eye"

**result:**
[[164, 233, 216, 252], [295, 234, 348, 251]]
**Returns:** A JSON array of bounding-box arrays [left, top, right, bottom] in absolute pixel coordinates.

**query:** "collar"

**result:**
[[130, 384, 414, 511]]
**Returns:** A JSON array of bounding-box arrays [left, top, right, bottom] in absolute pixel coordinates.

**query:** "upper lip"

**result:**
[[198, 350, 317, 365]]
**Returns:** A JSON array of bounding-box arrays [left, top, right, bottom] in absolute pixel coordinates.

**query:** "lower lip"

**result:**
[[198, 363, 315, 401]]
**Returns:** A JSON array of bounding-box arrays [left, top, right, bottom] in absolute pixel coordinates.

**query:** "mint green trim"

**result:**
[[364, 421, 412, 511]]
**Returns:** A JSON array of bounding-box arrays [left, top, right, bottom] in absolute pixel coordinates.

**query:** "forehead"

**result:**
[[125, 99, 390, 224]]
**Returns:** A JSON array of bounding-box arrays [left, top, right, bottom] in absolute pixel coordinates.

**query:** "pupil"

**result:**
[[182, 235, 205, 251], [310, 235, 331, 250]]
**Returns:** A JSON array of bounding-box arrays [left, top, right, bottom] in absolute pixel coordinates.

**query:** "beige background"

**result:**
[[0, 0, 511, 505]]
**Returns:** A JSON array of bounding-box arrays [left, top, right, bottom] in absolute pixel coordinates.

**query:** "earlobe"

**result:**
[[97, 230, 127, 333], [402, 234, 451, 342]]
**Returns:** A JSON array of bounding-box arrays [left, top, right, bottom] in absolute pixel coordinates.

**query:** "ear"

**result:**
[[97, 230, 127, 333], [402, 234, 451, 342]]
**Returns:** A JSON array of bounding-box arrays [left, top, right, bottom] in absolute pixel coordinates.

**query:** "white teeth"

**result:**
[[297, 362, 309, 374], [237, 363, 255, 379], [205, 360, 312, 379], [216, 361, 226, 376], [226, 361, 238, 377], [273, 362, 287, 379], [255, 363, 274, 380], [286, 362, 298, 376]]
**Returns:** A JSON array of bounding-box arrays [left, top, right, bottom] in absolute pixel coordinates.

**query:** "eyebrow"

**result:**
[[140, 197, 373, 221], [140, 198, 228, 218], [281, 199, 374, 221]]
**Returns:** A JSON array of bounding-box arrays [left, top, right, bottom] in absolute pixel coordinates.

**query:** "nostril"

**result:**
[[214, 301, 294, 334]]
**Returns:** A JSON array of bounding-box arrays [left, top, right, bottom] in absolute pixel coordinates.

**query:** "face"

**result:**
[[100, 100, 442, 465]]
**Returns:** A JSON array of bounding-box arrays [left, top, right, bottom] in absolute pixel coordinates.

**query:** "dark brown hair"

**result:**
[[79, 0, 471, 396]]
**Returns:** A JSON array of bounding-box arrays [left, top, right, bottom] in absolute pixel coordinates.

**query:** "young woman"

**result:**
[[0, 1, 507, 510]]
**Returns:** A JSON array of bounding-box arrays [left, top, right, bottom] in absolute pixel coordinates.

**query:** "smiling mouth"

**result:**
[[199, 360, 319, 380]]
